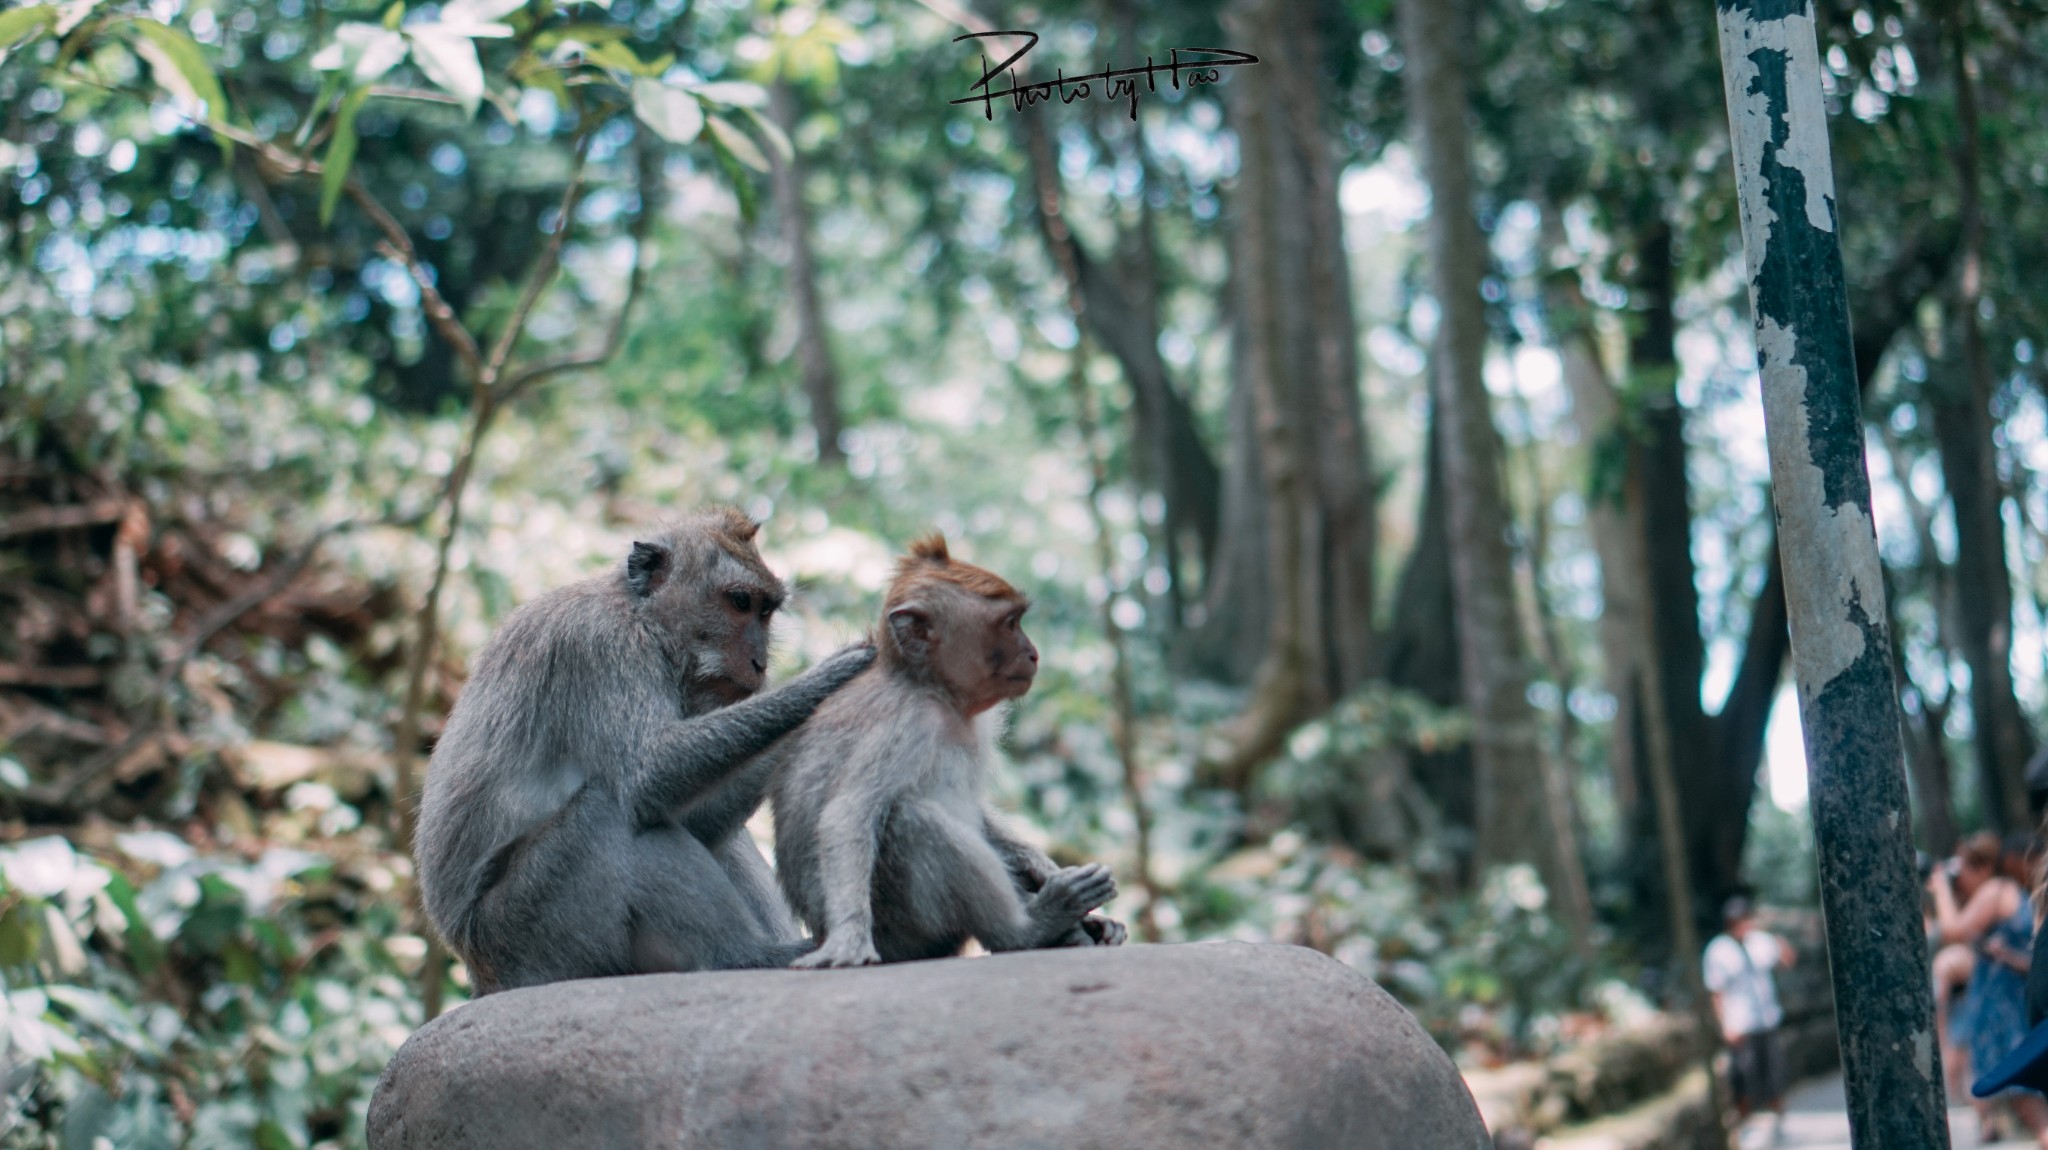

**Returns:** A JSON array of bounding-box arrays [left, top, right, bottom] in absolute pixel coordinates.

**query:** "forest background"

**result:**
[[0, 0, 2036, 1144]]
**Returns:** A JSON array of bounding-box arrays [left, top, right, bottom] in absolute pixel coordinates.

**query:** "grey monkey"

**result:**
[[415, 507, 873, 993], [772, 533, 1125, 968]]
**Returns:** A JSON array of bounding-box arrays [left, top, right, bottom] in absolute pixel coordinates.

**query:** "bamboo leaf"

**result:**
[[52, 0, 99, 35], [631, 78, 702, 143], [312, 23, 409, 84], [740, 105, 793, 165], [689, 80, 767, 109], [406, 28, 486, 116], [584, 38, 650, 76], [319, 87, 371, 227], [131, 20, 232, 161], [706, 113, 768, 172], [0, 5, 55, 64]]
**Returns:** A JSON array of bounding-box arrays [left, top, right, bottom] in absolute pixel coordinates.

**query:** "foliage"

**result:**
[[0, 832, 414, 1149]]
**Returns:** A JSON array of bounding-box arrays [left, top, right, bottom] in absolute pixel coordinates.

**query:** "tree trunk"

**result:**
[[1399, 0, 1579, 928], [1019, 112, 1221, 622], [1938, 13, 2035, 832], [1879, 425, 1961, 855], [1543, 238, 1646, 829], [768, 76, 846, 466], [1200, 0, 1378, 783], [1378, 400, 1475, 851]]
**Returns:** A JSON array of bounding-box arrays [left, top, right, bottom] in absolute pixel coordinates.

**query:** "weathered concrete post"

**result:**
[[1714, 2, 1949, 1145]]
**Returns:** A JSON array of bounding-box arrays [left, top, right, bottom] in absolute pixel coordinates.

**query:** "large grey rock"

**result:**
[[368, 941, 1488, 1149]]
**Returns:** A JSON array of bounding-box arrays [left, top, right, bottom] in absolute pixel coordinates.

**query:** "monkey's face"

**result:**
[[628, 528, 786, 702], [703, 577, 782, 700], [934, 595, 1037, 715]]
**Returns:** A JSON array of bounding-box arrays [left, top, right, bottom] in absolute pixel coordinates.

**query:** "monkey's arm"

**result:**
[[632, 644, 873, 826], [680, 751, 779, 845], [983, 810, 1062, 892], [985, 810, 1127, 948]]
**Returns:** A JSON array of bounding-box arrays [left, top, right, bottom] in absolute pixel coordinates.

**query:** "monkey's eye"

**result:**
[[728, 590, 754, 613]]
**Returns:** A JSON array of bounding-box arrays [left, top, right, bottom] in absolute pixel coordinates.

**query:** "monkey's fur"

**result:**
[[772, 534, 1126, 968], [415, 508, 874, 993]]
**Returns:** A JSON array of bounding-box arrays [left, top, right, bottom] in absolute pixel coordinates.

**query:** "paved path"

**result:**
[[1760, 1074, 2037, 1149]]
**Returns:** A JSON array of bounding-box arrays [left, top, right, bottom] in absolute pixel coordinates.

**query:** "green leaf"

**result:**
[[131, 20, 232, 161], [0, 903, 42, 969], [740, 105, 793, 165], [532, 23, 628, 51], [100, 872, 165, 973], [706, 113, 768, 172], [319, 87, 371, 227], [0, 5, 55, 63], [519, 66, 571, 111], [719, 145, 757, 224], [382, 1, 406, 30], [631, 78, 702, 144], [585, 38, 650, 76]]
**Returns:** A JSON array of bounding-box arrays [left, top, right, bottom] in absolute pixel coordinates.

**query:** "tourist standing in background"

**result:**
[[1704, 896, 1796, 1147]]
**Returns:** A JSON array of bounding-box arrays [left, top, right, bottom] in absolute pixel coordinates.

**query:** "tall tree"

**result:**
[[1018, 110, 1221, 621], [1198, 0, 1379, 783], [1934, 4, 2035, 832], [1398, 0, 1586, 932], [769, 76, 848, 467]]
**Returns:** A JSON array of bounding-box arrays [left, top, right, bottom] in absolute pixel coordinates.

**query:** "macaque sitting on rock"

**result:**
[[772, 533, 1126, 968]]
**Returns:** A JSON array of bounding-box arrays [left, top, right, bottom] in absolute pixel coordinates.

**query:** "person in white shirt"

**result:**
[[1703, 895, 1797, 1138]]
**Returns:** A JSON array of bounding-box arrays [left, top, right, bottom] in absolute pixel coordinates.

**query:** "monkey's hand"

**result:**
[[1031, 863, 1117, 924], [1051, 912, 1128, 948], [792, 641, 877, 695], [1080, 914, 1127, 947], [790, 932, 881, 969]]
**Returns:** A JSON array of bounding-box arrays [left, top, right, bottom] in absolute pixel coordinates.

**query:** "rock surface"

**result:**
[[368, 941, 1489, 1149]]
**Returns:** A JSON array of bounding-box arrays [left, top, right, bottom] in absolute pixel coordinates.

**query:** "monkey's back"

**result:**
[[415, 575, 675, 949]]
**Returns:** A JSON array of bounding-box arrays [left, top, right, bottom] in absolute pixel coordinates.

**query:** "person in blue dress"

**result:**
[[1935, 833, 2048, 1145]]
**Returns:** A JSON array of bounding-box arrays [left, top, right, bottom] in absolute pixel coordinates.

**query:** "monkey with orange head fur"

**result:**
[[771, 533, 1126, 968]]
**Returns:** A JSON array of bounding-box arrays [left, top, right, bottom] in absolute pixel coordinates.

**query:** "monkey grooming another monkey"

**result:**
[[772, 533, 1125, 968], [415, 507, 874, 993]]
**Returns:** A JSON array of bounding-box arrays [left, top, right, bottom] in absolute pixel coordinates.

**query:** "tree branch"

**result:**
[[357, 175, 486, 381], [498, 141, 658, 402], [482, 139, 593, 387]]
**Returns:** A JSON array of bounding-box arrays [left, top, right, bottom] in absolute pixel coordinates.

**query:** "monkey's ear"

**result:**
[[887, 603, 936, 659], [627, 540, 671, 597]]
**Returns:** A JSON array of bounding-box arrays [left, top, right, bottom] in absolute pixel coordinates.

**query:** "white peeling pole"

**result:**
[[1715, 2, 1948, 1145]]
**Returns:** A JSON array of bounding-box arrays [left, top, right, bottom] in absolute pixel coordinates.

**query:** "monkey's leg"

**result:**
[[467, 793, 640, 992], [880, 805, 1096, 956], [715, 826, 803, 941], [625, 823, 801, 973]]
